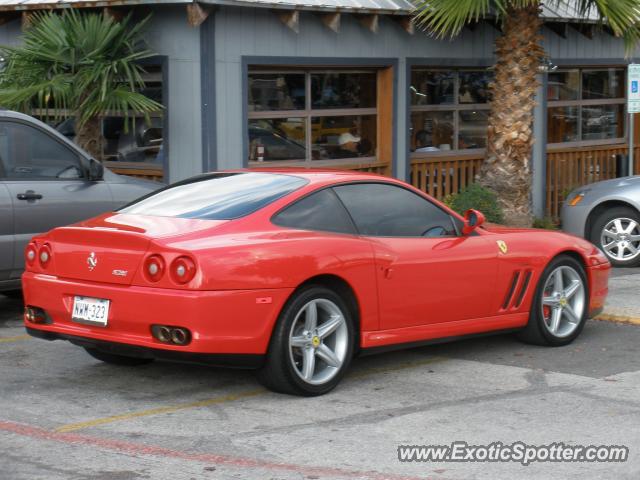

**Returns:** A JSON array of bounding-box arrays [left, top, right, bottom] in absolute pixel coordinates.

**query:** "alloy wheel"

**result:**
[[540, 266, 586, 338], [600, 218, 640, 262], [288, 298, 349, 385]]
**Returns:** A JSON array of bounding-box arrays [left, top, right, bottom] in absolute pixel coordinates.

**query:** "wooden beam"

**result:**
[[357, 14, 379, 34], [393, 16, 414, 35], [569, 22, 594, 39], [187, 3, 211, 27], [275, 10, 299, 33], [21, 11, 34, 31], [319, 12, 340, 33], [545, 22, 568, 38], [103, 7, 125, 23]]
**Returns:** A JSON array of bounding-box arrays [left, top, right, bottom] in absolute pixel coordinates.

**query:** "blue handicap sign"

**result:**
[[633, 80, 639, 94]]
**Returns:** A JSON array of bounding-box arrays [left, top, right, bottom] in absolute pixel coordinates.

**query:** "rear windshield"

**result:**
[[118, 172, 308, 220]]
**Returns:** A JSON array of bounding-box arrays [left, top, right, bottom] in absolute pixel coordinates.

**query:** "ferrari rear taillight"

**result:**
[[170, 256, 196, 284], [25, 244, 37, 266], [144, 255, 165, 282], [38, 244, 52, 268]]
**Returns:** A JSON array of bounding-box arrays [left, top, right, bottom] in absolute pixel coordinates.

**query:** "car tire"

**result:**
[[590, 206, 640, 268], [517, 255, 589, 347], [257, 285, 355, 396], [84, 347, 154, 366]]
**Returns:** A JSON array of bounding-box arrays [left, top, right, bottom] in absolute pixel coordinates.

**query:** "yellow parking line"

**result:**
[[0, 334, 30, 344], [595, 314, 640, 326], [55, 355, 448, 433], [55, 389, 266, 433]]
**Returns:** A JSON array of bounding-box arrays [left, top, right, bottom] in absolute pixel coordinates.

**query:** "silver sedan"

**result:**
[[562, 176, 640, 267]]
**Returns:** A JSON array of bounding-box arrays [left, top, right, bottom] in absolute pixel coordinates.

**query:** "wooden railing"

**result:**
[[546, 144, 640, 219], [409, 153, 485, 202], [104, 161, 164, 182], [342, 161, 391, 176]]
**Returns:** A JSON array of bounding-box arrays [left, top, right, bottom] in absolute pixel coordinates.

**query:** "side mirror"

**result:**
[[88, 159, 104, 181], [462, 209, 485, 235]]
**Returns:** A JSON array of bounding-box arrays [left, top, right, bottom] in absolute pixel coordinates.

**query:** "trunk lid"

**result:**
[[47, 213, 228, 285]]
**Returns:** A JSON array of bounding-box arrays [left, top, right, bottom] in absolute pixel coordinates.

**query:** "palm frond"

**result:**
[[0, 10, 162, 122]]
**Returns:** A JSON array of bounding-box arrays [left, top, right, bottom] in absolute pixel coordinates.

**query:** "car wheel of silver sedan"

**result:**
[[517, 255, 588, 346], [257, 285, 355, 396], [591, 207, 640, 268]]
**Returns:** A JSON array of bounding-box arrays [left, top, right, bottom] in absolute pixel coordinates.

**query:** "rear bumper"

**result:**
[[22, 271, 293, 355], [26, 327, 264, 368]]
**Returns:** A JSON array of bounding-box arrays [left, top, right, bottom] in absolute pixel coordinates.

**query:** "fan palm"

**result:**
[[0, 10, 162, 160], [413, 0, 640, 226]]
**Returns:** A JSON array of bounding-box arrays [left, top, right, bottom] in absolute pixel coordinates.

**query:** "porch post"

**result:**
[[531, 72, 548, 219]]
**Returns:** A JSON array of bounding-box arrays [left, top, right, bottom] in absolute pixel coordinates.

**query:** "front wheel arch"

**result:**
[[584, 200, 638, 238]]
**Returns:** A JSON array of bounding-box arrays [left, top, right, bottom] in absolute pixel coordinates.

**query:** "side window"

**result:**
[[273, 188, 356, 234], [0, 122, 84, 180], [333, 183, 458, 237]]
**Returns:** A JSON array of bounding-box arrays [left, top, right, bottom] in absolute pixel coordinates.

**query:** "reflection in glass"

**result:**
[[248, 118, 306, 161], [311, 115, 376, 160], [410, 70, 455, 105], [581, 105, 624, 141], [410, 111, 454, 152], [248, 73, 305, 111], [547, 106, 579, 143], [458, 71, 493, 103], [458, 110, 489, 149], [547, 71, 579, 101], [582, 69, 624, 100], [311, 73, 376, 109]]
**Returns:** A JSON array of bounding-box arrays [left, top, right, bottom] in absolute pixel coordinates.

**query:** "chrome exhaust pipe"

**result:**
[[170, 328, 188, 345]]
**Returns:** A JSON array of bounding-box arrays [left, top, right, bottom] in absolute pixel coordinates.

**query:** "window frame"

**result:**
[[547, 67, 627, 148], [271, 186, 359, 236], [330, 181, 462, 238], [247, 68, 379, 166], [0, 119, 87, 182], [409, 68, 493, 157]]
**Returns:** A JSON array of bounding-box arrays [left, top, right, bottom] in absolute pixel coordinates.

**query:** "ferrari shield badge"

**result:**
[[497, 240, 508, 254]]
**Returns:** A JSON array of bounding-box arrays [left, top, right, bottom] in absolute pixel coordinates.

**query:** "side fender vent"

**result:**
[[514, 271, 533, 309], [502, 271, 521, 310]]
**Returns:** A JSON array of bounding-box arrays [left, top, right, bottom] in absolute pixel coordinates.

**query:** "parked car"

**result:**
[[562, 176, 640, 267], [0, 110, 162, 293], [23, 170, 610, 396]]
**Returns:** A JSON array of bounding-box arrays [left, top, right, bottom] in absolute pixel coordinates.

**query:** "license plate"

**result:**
[[71, 296, 110, 326]]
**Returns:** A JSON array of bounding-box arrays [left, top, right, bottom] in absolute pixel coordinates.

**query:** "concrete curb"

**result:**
[[594, 314, 640, 326]]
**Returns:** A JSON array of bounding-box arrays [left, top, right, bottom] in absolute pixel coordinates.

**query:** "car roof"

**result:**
[[0, 109, 90, 160], [214, 168, 396, 186]]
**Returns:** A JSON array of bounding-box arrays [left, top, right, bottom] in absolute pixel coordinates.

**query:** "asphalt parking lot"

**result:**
[[2, 270, 640, 480]]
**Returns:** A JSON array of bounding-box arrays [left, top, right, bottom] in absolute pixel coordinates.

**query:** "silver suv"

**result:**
[[0, 110, 161, 292]]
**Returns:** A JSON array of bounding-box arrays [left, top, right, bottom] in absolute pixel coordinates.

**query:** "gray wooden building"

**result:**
[[0, 0, 638, 217]]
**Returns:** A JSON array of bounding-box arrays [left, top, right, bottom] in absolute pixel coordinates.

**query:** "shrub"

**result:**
[[532, 217, 559, 230], [445, 183, 504, 224]]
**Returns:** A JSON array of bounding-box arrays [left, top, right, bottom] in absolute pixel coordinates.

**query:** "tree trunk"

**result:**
[[478, 3, 544, 227], [74, 115, 102, 160]]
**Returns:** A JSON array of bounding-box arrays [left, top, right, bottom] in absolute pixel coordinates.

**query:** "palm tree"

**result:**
[[413, 0, 640, 226], [0, 10, 162, 160]]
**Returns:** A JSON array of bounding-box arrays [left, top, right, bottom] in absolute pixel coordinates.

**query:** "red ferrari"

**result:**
[[22, 170, 610, 396]]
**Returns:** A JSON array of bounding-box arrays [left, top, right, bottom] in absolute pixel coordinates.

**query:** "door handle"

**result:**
[[17, 191, 43, 201]]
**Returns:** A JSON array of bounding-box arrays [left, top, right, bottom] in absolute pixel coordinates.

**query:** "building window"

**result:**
[[547, 68, 625, 146], [32, 64, 166, 183], [247, 69, 378, 164], [410, 68, 493, 154]]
